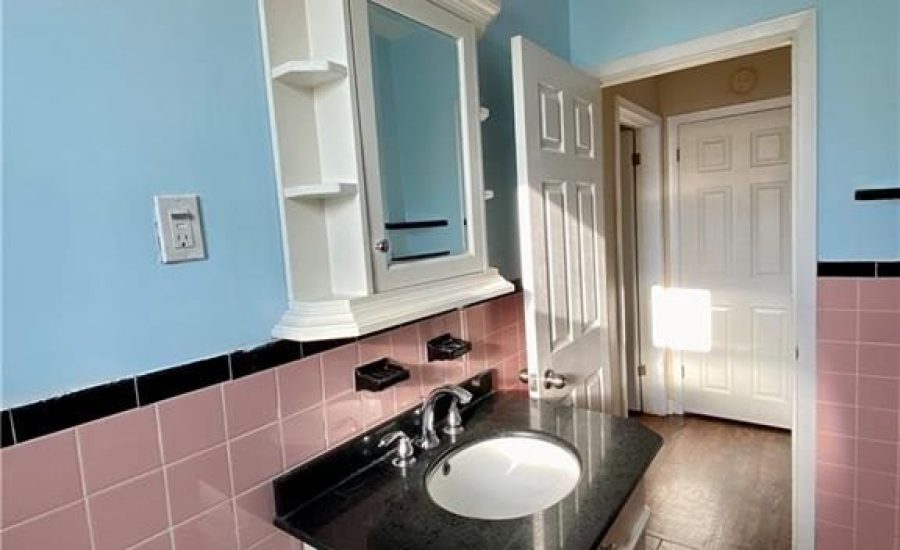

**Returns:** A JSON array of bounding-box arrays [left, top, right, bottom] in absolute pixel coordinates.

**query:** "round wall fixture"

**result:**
[[730, 67, 758, 94]]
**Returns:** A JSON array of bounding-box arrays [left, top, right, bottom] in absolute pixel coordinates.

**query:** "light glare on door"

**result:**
[[651, 286, 712, 352]]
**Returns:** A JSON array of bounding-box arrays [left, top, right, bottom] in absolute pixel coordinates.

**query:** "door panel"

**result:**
[[678, 105, 792, 428], [512, 37, 611, 410]]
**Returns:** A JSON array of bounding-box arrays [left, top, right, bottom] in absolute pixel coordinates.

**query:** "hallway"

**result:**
[[638, 415, 792, 550]]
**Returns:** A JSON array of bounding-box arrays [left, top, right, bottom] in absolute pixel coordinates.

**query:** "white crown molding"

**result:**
[[588, 10, 812, 87], [427, 0, 500, 32], [273, 270, 514, 341]]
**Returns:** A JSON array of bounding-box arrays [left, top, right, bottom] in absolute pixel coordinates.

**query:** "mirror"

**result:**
[[367, 1, 468, 264]]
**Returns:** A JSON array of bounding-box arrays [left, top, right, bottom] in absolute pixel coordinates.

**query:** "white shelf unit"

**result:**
[[258, 0, 511, 341], [260, 0, 371, 303], [271, 60, 347, 89], [283, 182, 357, 200]]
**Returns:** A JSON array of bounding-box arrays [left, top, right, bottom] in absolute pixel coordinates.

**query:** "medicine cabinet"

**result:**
[[258, 0, 511, 341]]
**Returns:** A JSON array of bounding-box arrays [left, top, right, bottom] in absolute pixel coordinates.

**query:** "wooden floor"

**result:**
[[636, 415, 792, 550]]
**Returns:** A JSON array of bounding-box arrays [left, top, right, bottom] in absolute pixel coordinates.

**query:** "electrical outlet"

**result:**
[[154, 195, 206, 263], [169, 212, 195, 249]]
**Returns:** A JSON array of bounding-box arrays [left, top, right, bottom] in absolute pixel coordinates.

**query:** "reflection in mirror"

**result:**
[[368, 1, 468, 264]]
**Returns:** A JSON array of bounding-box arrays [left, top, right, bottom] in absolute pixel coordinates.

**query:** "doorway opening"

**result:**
[[608, 44, 799, 549]]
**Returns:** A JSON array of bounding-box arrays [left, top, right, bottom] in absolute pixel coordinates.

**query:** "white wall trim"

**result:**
[[589, 9, 817, 549], [616, 96, 661, 127], [666, 95, 792, 127], [274, 270, 512, 341], [613, 96, 667, 416], [589, 10, 807, 87]]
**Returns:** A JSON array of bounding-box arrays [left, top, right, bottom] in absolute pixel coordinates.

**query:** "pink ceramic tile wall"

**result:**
[[816, 278, 900, 550], [0, 293, 526, 550]]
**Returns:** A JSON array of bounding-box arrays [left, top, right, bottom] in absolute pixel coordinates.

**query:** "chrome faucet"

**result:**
[[416, 384, 473, 450]]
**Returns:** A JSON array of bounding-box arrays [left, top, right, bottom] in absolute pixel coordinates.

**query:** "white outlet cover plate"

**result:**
[[154, 194, 207, 263]]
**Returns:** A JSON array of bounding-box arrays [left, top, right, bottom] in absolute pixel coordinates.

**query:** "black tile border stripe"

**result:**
[[12, 379, 138, 443], [878, 261, 900, 277], [136, 355, 231, 406], [1, 288, 521, 448], [818, 261, 899, 278], [229, 340, 304, 380]]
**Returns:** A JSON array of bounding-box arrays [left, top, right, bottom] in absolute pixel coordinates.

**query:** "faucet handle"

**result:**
[[442, 398, 465, 436], [378, 431, 416, 468]]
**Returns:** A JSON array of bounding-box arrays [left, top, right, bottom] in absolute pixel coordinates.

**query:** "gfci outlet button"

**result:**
[[154, 194, 207, 263]]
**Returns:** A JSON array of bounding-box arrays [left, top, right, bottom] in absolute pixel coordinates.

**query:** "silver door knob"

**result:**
[[517, 369, 567, 389], [374, 239, 390, 253], [543, 369, 567, 390]]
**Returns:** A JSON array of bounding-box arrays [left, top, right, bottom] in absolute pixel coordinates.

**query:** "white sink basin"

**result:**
[[425, 433, 581, 520]]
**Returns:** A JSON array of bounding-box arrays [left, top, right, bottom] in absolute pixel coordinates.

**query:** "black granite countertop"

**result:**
[[273, 374, 662, 550]]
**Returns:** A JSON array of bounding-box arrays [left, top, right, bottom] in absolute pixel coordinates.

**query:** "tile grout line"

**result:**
[[123, 529, 170, 550], [133, 377, 142, 407], [273, 364, 288, 475], [153, 404, 177, 549], [0, 499, 91, 535], [72, 428, 97, 550], [8, 408, 18, 446], [217, 385, 242, 550]]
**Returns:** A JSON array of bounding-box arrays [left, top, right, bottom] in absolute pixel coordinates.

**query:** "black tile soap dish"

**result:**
[[354, 358, 410, 392], [427, 333, 472, 362]]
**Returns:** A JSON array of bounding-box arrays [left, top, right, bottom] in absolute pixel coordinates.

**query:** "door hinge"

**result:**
[[676, 148, 681, 162], [637, 364, 647, 376], [795, 346, 800, 361], [631, 152, 641, 166], [681, 364, 685, 378]]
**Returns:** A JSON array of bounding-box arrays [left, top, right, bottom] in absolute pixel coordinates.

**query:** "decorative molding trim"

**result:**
[[588, 10, 812, 87], [613, 96, 666, 417], [426, 0, 500, 32], [273, 270, 514, 341]]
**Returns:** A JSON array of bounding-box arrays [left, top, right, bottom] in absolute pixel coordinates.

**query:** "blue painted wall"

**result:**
[[1, 0, 571, 406], [479, 0, 571, 280], [569, 0, 900, 261], [2, 0, 287, 407]]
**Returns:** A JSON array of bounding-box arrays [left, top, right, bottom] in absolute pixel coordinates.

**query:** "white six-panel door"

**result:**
[[511, 37, 611, 411], [677, 104, 793, 428]]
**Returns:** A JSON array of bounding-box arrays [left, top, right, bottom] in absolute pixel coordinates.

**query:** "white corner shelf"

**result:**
[[272, 60, 348, 90], [283, 182, 358, 200]]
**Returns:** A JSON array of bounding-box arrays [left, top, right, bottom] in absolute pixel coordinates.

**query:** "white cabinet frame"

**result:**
[[350, 0, 488, 291]]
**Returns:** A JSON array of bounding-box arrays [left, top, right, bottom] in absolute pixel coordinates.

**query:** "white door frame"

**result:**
[[665, 95, 793, 414], [613, 97, 667, 416], [589, 10, 817, 549]]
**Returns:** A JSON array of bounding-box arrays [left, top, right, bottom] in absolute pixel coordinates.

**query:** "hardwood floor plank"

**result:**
[[637, 415, 792, 550]]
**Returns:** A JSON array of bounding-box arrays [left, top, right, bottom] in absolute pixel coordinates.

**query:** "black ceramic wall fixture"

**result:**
[[354, 359, 410, 392], [426, 333, 472, 361], [854, 187, 900, 201]]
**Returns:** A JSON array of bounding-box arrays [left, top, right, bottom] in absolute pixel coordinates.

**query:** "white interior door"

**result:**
[[511, 37, 611, 411], [676, 104, 793, 428]]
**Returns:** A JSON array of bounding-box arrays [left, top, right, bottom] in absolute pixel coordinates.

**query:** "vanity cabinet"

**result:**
[[257, 0, 510, 341]]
